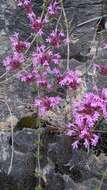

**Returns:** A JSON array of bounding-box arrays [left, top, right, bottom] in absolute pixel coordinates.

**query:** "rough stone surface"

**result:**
[[13, 128, 38, 153], [0, 129, 36, 190], [0, 128, 107, 189]]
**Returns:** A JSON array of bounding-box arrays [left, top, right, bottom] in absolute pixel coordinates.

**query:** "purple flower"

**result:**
[[66, 130, 75, 136], [10, 32, 30, 52], [66, 123, 76, 136], [30, 17, 44, 35], [32, 45, 61, 68], [96, 64, 107, 76], [52, 67, 61, 76], [66, 90, 107, 150], [102, 88, 107, 100], [18, 71, 34, 82], [52, 53, 61, 65], [33, 96, 61, 117], [103, 43, 107, 49], [91, 134, 99, 146], [32, 69, 50, 88], [48, 1, 61, 16], [83, 139, 90, 150], [72, 140, 79, 150], [79, 128, 88, 139], [28, 13, 48, 35], [33, 98, 46, 116], [17, 0, 31, 6], [59, 70, 81, 90], [3, 52, 24, 71], [32, 45, 52, 67], [48, 96, 61, 108], [99, 65, 107, 76], [73, 92, 107, 124], [46, 30, 65, 48], [17, 0, 32, 13]]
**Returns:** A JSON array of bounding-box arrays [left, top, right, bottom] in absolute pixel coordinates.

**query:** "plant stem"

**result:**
[[61, 0, 70, 71]]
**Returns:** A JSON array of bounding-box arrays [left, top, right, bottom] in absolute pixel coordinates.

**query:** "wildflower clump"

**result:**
[[67, 89, 107, 150]]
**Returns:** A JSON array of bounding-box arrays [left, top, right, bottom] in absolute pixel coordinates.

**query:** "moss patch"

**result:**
[[16, 114, 45, 130]]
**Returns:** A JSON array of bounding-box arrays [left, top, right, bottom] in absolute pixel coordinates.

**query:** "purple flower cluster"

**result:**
[[18, 71, 34, 82], [31, 45, 61, 88], [10, 32, 30, 52], [59, 70, 81, 90], [33, 96, 61, 116], [48, 1, 61, 16], [95, 64, 107, 76], [67, 90, 107, 150], [3, 52, 24, 71], [19, 69, 52, 89], [17, 0, 33, 13], [32, 45, 61, 68], [46, 29, 65, 48], [17, 0, 61, 36], [99, 65, 107, 76], [29, 15, 48, 36], [3, 32, 30, 71]]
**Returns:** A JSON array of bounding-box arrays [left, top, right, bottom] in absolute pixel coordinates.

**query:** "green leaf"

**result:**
[[35, 170, 43, 177], [35, 185, 44, 190], [34, 153, 42, 160], [33, 140, 43, 145], [36, 36, 44, 44]]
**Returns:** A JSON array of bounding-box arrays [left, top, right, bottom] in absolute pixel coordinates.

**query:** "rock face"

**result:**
[[0, 129, 36, 190], [0, 0, 107, 190], [0, 128, 107, 190]]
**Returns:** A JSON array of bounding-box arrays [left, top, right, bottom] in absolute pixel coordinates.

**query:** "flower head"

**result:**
[[67, 121, 99, 150], [95, 64, 107, 76], [72, 140, 79, 150], [83, 139, 90, 150], [30, 17, 44, 35], [3, 52, 24, 71], [32, 69, 51, 88], [102, 88, 107, 100], [32, 45, 52, 67], [18, 71, 34, 82], [17, 0, 32, 13], [32, 45, 61, 68], [59, 70, 81, 90], [48, 1, 61, 16], [99, 65, 107, 76], [33, 96, 61, 116], [10, 32, 30, 52], [102, 43, 107, 49], [46, 30, 65, 48], [66, 89, 107, 150], [91, 134, 99, 146], [73, 92, 107, 126], [28, 14, 48, 35]]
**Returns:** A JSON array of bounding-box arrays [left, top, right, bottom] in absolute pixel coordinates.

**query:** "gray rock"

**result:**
[[79, 178, 107, 190], [14, 128, 38, 153], [63, 175, 76, 190], [0, 130, 36, 190], [0, 128, 107, 189], [47, 134, 72, 168], [45, 172, 65, 190]]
